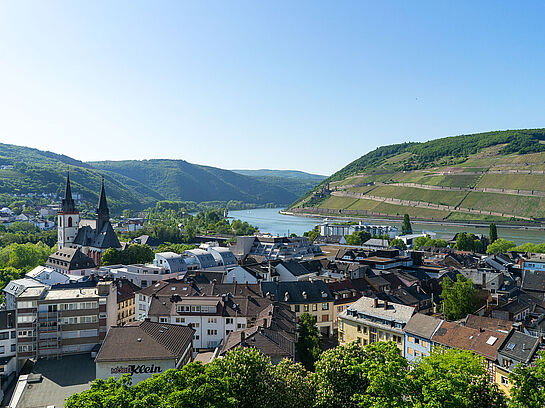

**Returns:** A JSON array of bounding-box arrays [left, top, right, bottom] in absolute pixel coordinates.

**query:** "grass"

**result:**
[[445, 212, 510, 222], [345, 199, 380, 211], [371, 202, 451, 219], [365, 185, 467, 206]]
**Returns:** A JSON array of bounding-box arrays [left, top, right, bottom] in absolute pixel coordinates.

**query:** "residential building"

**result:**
[[153, 252, 188, 274], [99, 263, 181, 288], [495, 330, 540, 396], [117, 279, 141, 326], [261, 281, 335, 336], [220, 303, 296, 364], [319, 222, 398, 239], [183, 249, 220, 270], [338, 296, 415, 351], [327, 280, 361, 329], [201, 244, 238, 267], [95, 320, 194, 383], [130, 235, 162, 249], [403, 313, 443, 361], [275, 261, 315, 282], [0, 311, 17, 387], [5, 280, 117, 364], [431, 321, 508, 381], [46, 247, 96, 275], [25, 266, 73, 286]]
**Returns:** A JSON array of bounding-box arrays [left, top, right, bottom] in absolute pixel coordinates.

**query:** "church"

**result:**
[[57, 175, 121, 266]]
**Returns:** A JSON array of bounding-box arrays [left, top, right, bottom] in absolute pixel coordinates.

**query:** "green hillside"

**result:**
[[232, 169, 326, 197], [0, 143, 301, 213], [87, 160, 299, 204], [290, 129, 545, 223]]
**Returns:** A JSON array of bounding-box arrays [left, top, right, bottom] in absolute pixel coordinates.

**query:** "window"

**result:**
[[407, 347, 413, 355], [422, 340, 428, 347], [237, 323, 245, 329], [304, 305, 309, 312], [322, 314, 329, 322], [363, 339, 368, 346], [414, 350, 420, 357], [18, 344, 34, 352], [17, 301, 37, 309], [357, 337, 362, 344], [363, 327, 367, 334], [357, 325, 361, 332], [414, 338, 420, 345], [208, 318, 217, 324], [0, 346, 5, 354], [0, 333, 8, 341], [17, 315, 35, 323], [294, 305, 300, 313], [379, 331, 383, 339], [175, 317, 185, 323], [207, 329, 218, 336], [194, 334, 200, 340], [337, 306, 343, 312], [10, 344, 15, 352], [408, 335, 413, 342], [500, 376, 509, 385], [312, 304, 318, 312], [159, 317, 168, 323], [226, 318, 234, 325], [339, 321, 344, 331], [322, 303, 329, 310], [386, 333, 390, 341], [193, 322, 200, 328]]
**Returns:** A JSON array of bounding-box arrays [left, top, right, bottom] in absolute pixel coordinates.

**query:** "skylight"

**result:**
[[506, 343, 516, 350], [486, 336, 498, 345]]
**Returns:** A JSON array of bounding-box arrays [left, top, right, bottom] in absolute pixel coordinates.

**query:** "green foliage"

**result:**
[[0, 223, 57, 247], [489, 223, 498, 243], [401, 214, 413, 235], [512, 242, 545, 253], [455, 232, 485, 253], [389, 238, 407, 250], [296, 312, 321, 371], [486, 239, 516, 254], [101, 244, 155, 266], [413, 235, 447, 250], [510, 350, 545, 408], [303, 227, 320, 242], [345, 231, 372, 246], [156, 243, 196, 253], [441, 274, 477, 321], [412, 348, 507, 408]]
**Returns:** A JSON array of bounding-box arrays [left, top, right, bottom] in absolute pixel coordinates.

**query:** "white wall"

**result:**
[[96, 358, 176, 383]]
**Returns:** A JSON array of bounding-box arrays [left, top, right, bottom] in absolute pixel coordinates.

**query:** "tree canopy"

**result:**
[[487, 239, 516, 255], [441, 274, 477, 321]]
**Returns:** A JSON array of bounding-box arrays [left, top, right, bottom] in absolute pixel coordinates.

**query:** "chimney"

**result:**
[[373, 298, 378, 308], [241, 331, 245, 344], [383, 300, 388, 310]]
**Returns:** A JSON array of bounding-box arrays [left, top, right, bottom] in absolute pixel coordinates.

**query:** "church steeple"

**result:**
[[61, 173, 76, 213], [96, 177, 110, 232]]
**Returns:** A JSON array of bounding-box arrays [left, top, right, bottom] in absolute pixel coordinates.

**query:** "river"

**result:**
[[228, 207, 544, 245]]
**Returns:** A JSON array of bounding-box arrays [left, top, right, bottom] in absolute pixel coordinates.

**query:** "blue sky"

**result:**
[[1, 1, 544, 175]]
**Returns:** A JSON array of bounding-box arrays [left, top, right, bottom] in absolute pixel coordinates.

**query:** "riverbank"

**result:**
[[280, 210, 545, 231]]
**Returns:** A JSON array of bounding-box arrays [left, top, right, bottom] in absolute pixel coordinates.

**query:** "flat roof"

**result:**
[[43, 287, 99, 301], [10, 354, 95, 408]]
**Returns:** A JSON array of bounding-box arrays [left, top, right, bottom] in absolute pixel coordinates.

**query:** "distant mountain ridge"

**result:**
[[232, 169, 326, 181], [0, 142, 323, 212], [290, 128, 545, 223]]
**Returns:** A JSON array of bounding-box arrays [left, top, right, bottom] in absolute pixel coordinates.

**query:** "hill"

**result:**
[[87, 159, 299, 204], [231, 169, 326, 197], [289, 129, 545, 223], [0, 143, 302, 213]]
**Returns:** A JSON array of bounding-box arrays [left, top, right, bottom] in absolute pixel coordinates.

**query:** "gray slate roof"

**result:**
[[404, 313, 443, 338]]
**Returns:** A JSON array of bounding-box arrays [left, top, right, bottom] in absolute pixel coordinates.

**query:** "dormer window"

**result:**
[[302, 291, 307, 300]]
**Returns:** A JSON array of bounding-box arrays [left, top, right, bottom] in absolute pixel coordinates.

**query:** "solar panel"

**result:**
[[506, 342, 516, 350]]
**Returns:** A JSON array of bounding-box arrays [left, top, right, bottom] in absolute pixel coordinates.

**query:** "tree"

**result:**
[[455, 232, 485, 253], [489, 223, 498, 243], [272, 360, 315, 408], [401, 214, 412, 235], [412, 348, 507, 408], [510, 351, 545, 408], [295, 312, 321, 371], [389, 238, 407, 250], [303, 227, 320, 242], [313, 342, 369, 408], [486, 239, 516, 254], [441, 274, 476, 321], [345, 231, 371, 246]]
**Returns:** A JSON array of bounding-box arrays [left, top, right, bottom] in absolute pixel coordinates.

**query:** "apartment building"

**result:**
[[338, 296, 415, 351], [403, 313, 443, 361], [4, 280, 117, 364], [99, 263, 180, 288], [233, 236, 322, 261], [117, 279, 141, 326], [0, 311, 17, 386], [261, 281, 335, 336]]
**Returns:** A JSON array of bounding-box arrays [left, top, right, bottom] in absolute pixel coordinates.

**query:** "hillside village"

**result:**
[[1, 176, 545, 406]]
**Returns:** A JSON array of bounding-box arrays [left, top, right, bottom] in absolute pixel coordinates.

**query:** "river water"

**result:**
[[228, 208, 544, 245]]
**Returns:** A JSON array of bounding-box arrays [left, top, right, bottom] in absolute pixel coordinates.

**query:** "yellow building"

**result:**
[[338, 296, 415, 351], [116, 279, 140, 326]]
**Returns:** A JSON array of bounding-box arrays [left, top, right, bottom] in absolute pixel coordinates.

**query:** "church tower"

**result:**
[[58, 174, 80, 249], [96, 177, 110, 233]]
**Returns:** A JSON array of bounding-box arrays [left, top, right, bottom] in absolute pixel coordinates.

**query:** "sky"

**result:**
[[1, 1, 545, 175]]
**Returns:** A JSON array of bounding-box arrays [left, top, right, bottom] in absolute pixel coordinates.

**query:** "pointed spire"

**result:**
[[61, 173, 76, 212], [96, 176, 110, 232]]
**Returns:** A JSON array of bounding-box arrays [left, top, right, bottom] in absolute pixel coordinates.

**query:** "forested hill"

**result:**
[[87, 159, 301, 204], [290, 128, 545, 223], [0, 143, 315, 212], [231, 169, 327, 197]]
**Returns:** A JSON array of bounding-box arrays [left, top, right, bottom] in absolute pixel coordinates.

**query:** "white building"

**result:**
[[0, 311, 17, 388], [153, 252, 188, 274], [320, 222, 398, 239], [99, 264, 181, 288]]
